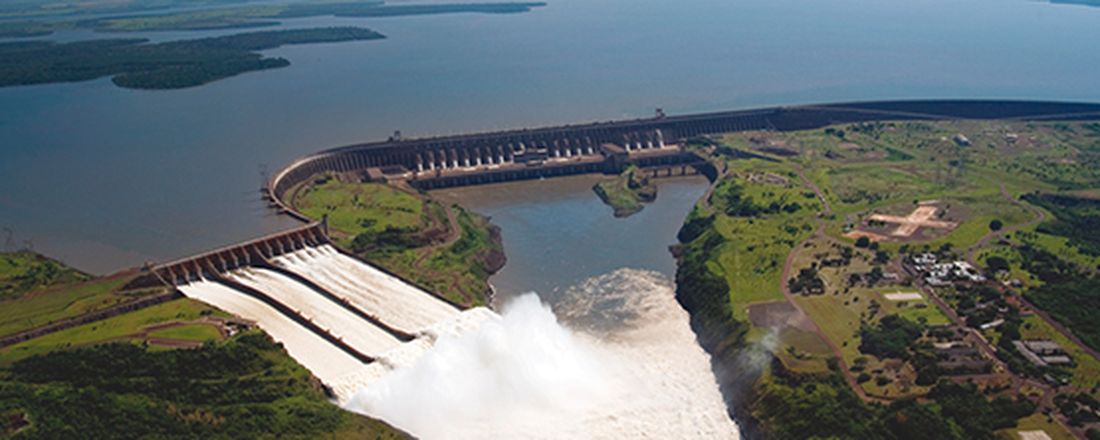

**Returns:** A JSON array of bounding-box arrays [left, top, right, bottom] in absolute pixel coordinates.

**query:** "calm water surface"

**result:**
[[433, 175, 708, 302], [1, 0, 1099, 272]]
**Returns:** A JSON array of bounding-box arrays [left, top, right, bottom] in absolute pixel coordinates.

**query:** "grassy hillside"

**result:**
[[0, 252, 88, 301], [0, 250, 408, 438], [292, 176, 504, 306], [0, 332, 407, 439]]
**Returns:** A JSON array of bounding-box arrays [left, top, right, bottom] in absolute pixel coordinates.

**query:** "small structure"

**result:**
[[913, 253, 938, 266], [936, 344, 990, 375], [925, 261, 986, 285], [953, 134, 972, 146], [1013, 340, 1072, 367]]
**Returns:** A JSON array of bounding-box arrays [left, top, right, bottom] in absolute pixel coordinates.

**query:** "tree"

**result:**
[[985, 256, 1009, 273], [989, 219, 1004, 231], [855, 236, 871, 248]]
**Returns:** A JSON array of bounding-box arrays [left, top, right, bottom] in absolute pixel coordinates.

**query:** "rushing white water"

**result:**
[[227, 267, 403, 357], [345, 268, 739, 439], [271, 245, 458, 334], [178, 279, 364, 382]]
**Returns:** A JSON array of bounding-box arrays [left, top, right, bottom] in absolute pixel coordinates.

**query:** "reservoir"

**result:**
[[2, 0, 1100, 273]]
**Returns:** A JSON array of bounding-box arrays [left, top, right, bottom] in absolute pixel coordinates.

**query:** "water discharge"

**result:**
[[345, 268, 739, 439]]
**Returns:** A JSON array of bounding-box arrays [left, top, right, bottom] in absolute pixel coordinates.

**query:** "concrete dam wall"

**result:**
[[266, 99, 1100, 218], [127, 221, 497, 403]]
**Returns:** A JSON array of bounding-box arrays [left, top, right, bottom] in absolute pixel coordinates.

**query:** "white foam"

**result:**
[[228, 267, 402, 357], [272, 245, 459, 334], [178, 279, 364, 382], [344, 269, 740, 439]]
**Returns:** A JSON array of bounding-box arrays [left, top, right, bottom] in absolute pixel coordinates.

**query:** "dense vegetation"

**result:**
[[1028, 278, 1100, 352], [1024, 193, 1100, 256], [0, 27, 383, 90], [0, 1, 546, 34], [859, 315, 924, 360], [754, 370, 1034, 440], [0, 252, 88, 301], [0, 0, 251, 20], [0, 332, 406, 439]]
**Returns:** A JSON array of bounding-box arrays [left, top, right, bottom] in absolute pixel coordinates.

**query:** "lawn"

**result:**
[[0, 251, 89, 301], [0, 276, 138, 337], [147, 323, 223, 342], [294, 178, 425, 243], [0, 298, 219, 364]]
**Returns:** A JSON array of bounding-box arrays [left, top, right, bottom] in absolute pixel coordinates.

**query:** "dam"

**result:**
[[130, 221, 498, 403], [128, 99, 1100, 437], [265, 99, 1100, 217]]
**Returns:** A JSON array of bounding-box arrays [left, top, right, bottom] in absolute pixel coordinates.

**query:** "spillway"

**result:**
[[177, 279, 364, 382], [272, 245, 459, 334], [226, 267, 403, 358], [174, 243, 500, 405]]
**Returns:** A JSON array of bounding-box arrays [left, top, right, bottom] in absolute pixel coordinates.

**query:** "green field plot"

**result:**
[[0, 276, 140, 338], [147, 323, 223, 343], [0, 298, 221, 364], [0, 251, 89, 301], [294, 177, 426, 243]]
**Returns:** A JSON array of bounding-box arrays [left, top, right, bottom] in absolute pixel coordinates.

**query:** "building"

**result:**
[[1013, 340, 1073, 367]]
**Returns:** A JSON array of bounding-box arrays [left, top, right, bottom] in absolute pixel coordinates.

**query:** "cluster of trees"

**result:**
[[351, 225, 430, 255], [755, 371, 1034, 440], [0, 27, 384, 90], [0, 252, 88, 300], [1024, 193, 1100, 256], [1055, 393, 1100, 427], [0, 332, 404, 439], [788, 267, 824, 295], [1029, 278, 1100, 352], [859, 315, 924, 360], [716, 181, 802, 217]]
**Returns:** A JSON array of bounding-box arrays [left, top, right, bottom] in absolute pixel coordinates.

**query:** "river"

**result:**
[[1, 0, 1099, 274], [368, 175, 743, 438]]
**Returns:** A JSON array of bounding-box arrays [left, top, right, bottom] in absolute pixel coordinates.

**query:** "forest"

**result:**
[[0, 27, 383, 90]]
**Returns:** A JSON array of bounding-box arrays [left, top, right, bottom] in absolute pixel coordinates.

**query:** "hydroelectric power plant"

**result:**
[[124, 100, 1100, 438]]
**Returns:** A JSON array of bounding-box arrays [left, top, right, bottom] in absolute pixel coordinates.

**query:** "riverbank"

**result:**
[[673, 118, 1100, 439]]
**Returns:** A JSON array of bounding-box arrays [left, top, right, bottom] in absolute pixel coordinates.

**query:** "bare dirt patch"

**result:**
[[852, 202, 963, 241]]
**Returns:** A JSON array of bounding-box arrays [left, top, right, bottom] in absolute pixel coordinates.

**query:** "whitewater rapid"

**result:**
[[345, 268, 740, 439]]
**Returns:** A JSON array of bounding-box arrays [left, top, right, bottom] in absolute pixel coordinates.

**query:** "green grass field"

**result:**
[[0, 276, 140, 337], [0, 298, 221, 364], [147, 323, 223, 343], [0, 251, 89, 301], [294, 177, 425, 244]]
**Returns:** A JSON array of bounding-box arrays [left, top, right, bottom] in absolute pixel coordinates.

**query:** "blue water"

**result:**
[[1, 0, 1099, 273]]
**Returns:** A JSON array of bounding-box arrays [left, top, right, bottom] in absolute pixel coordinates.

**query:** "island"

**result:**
[[0, 27, 385, 90], [592, 165, 658, 217], [0, 1, 547, 36]]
